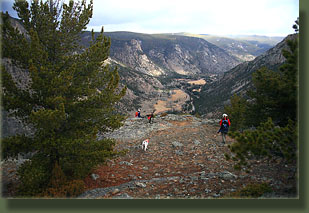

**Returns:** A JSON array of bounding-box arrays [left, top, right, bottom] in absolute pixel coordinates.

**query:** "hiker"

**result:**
[[218, 113, 231, 144], [146, 110, 155, 124], [135, 109, 141, 118]]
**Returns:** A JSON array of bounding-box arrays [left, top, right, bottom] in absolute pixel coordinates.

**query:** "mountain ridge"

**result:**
[[81, 31, 241, 76], [194, 33, 297, 116]]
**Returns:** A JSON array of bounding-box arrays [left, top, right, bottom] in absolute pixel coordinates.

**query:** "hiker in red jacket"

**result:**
[[146, 110, 155, 124], [218, 113, 231, 144], [135, 109, 141, 118]]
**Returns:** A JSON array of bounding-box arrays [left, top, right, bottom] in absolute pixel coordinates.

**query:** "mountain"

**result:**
[[177, 33, 284, 62], [81, 31, 241, 77], [193, 33, 297, 116], [2, 15, 288, 135], [80, 31, 243, 113]]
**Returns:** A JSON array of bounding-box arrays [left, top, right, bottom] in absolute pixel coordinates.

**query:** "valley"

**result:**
[[128, 77, 210, 116], [85, 31, 286, 117]]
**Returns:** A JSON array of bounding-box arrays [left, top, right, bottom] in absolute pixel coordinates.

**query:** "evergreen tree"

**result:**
[[224, 93, 247, 132], [227, 118, 297, 170], [245, 34, 298, 127], [1, 0, 126, 197], [224, 19, 298, 171], [246, 66, 285, 126]]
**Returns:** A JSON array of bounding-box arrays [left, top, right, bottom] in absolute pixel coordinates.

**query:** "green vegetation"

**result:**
[[224, 20, 298, 171], [227, 118, 297, 170], [228, 183, 272, 198], [1, 0, 126, 197]]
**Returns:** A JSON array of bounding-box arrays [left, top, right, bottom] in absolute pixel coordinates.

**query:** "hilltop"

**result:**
[[78, 114, 297, 199]]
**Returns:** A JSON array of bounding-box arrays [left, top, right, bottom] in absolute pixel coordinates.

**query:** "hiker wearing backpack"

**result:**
[[218, 113, 231, 144], [135, 109, 141, 118]]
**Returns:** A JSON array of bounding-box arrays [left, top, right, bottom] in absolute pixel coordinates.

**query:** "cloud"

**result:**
[[1, 0, 299, 36], [87, 0, 298, 36]]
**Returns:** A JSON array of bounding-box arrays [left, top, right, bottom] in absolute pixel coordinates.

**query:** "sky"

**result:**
[[1, 0, 299, 36]]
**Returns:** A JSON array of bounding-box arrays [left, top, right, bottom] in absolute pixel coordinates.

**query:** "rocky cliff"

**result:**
[[82, 31, 241, 77]]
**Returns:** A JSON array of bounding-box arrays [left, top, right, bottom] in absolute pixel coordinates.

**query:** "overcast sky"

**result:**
[[1, 0, 299, 36]]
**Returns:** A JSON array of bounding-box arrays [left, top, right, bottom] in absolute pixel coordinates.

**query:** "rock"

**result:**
[[212, 193, 221, 198], [171, 141, 183, 148], [194, 140, 201, 146], [119, 161, 133, 166], [155, 194, 161, 199], [204, 189, 212, 194], [219, 189, 226, 194], [111, 188, 120, 195], [136, 182, 147, 188], [175, 150, 184, 155], [113, 193, 133, 199], [91, 174, 100, 181], [218, 171, 237, 180]]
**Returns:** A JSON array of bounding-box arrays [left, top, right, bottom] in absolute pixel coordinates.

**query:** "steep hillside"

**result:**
[[194, 34, 297, 116], [81, 31, 241, 76], [80, 31, 243, 113]]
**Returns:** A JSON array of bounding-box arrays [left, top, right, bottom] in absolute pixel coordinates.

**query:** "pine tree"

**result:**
[[224, 93, 247, 132], [224, 19, 298, 171], [1, 0, 126, 197], [227, 118, 297, 170], [245, 33, 298, 127]]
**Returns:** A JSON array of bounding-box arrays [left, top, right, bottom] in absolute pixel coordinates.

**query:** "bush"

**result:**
[[225, 118, 297, 171], [229, 183, 272, 198], [16, 155, 52, 197], [41, 162, 85, 198]]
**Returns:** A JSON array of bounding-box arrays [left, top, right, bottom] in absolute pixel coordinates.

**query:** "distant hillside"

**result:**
[[80, 31, 241, 113], [177, 33, 284, 62], [194, 33, 296, 116], [81, 31, 241, 77]]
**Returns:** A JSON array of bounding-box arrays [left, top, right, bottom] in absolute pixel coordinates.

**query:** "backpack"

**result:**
[[222, 119, 229, 129], [220, 119, 229, 133]]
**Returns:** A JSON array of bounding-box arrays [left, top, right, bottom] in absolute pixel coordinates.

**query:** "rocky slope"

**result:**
[[2, 114, 297, 198], [82, 31, 241, 77], [79, 114, 297, 199]]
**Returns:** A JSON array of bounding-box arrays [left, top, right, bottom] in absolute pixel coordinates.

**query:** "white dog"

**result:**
[[142, 139, 149, 151]]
